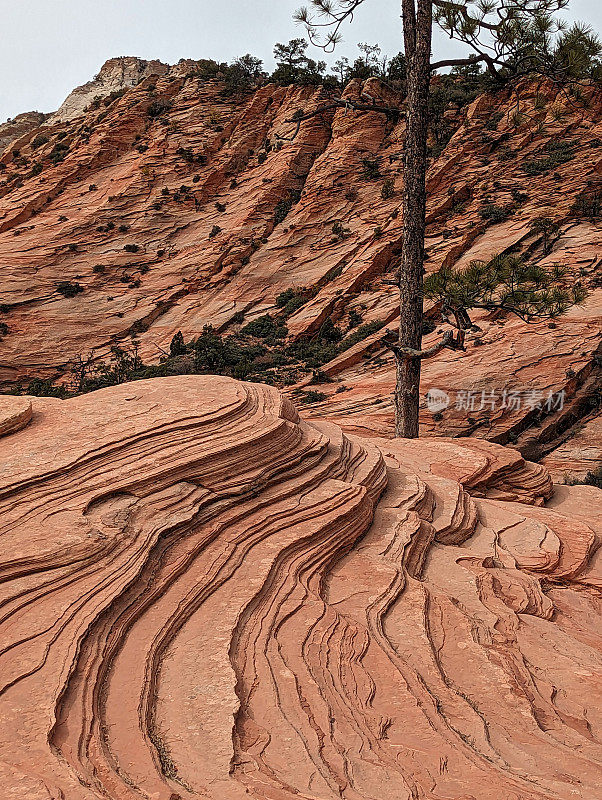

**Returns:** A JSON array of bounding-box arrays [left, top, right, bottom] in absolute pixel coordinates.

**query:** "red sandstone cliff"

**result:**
[[1, 63, 602, 799], [0, 65, 601, 467]]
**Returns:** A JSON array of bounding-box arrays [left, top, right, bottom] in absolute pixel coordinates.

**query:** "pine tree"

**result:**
[[272, 39, 327, 85], [420, 255, 587, 352], [295, 0, 601, 437], [528, 216, 561, 254]]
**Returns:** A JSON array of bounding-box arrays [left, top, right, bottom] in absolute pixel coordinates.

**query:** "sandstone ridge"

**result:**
[[0, 69, 601, 465], [0, 376, 600, 799], [49, 56, 173, 123]]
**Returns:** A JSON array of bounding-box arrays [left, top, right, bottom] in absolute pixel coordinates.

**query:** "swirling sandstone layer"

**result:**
[[0, 376, 600, 800]]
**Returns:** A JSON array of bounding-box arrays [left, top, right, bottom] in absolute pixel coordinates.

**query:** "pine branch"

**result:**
[[387, 330, 463, 360], [275, 98, 400, 140]]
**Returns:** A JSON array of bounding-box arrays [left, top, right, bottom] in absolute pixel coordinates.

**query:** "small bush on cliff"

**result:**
[[332, 220, 351, 240], [479, 204, 510, 224], [50, 142, 69, 164], [193, 325, 265, 374], [103, 88, 127, 107], [147, 99, 172, 119], [241, 314, 288, 341], [273, 189, 302, 226], [381, 179, 395, 200], [297, 390, 327, 404], [25, 379, 68, 398], [571, 188, 602, 219], [176, 147, 207, 165], [564, 465, 602, 489], [31, 134, 49, 150], [56, 281, 83, 298], [361, 158, 382, 180], [528, 217, 561, 254], [275, 288, 308, 316], [343, 318, 383, 344], [522, 139, 576, 176], [169, 331, 187, 357], [274, 200, 293, 225]]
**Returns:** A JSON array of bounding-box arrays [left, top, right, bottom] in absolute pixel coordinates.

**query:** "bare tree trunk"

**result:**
[[395, 0, 433, 438]]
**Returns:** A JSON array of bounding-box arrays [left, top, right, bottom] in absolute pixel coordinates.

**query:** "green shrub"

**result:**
[[275, 288, 297, 308], [348, 308, 363, 328], [511, 187, 529, 204], [176, 147, 207, 165], [31, 134, 49, 150], [309, 370, 334, 384], [169, 331, 187, 357], [193, 325, 266, 374], [50, 142, 69, 164], [571, 188, 602, 219], [361, 157, 381, 180], [339, 319, 384, 350], [522, 139, 576, 176], [332, 221, 351, 239], [275, 288, 307, 316], [274, 199, 294, 225], [241, 314, 288, 341], [317, 317, 343, 343], [565, 465, 602, 489], [381, 178, 395, 199], [56, 281, 83, 298], [297, 390, 327, 404], [103, 88, 127, 107], [147, 99, 172, 118], [26, 379, 68, 398], [479, 204, 509, 224]]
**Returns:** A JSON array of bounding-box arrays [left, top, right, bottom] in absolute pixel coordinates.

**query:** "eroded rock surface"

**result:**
[[0, 112, 48, 153], [0, 71, 600, 462], [0, 376, 600, 799], [49, 57, 172, 123]]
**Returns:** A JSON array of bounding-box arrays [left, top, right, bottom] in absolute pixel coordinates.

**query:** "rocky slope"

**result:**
[[0, 111, 48, 152], [0, 376, 600, 800], [49, 57, 173, 123], [0, 65, 601, 469]]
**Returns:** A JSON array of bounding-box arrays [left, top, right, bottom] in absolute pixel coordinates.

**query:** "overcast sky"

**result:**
[[1, 0, 601, 122]]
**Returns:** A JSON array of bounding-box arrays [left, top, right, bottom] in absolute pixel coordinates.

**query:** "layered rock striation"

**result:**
[[49, 57, 172, 124], [0, 112, 48, 153], [0, 376, 600, 799], [0, 67, 601, 464]]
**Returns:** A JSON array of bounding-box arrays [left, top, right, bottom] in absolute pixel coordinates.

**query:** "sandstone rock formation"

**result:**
[[0, 69, 600, 472], [0, 376, 600, 799], [0, 111, 48, 152], [49, 57, 171, 123]]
